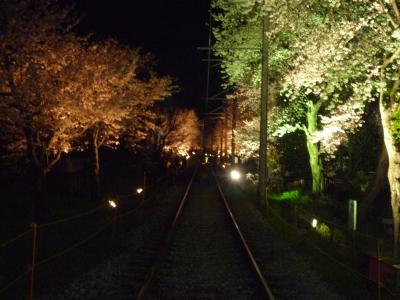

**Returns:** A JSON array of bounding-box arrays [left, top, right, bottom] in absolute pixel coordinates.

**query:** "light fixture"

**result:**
[[230, 169, 241, 181], [108, 200, 117, 208], [312, 218, 318, 228]]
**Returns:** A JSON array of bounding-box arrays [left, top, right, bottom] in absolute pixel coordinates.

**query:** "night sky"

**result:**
[[75, 0, 218, 114]]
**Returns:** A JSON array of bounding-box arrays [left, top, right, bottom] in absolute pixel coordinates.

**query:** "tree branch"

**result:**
[[391, 0, 400, 20], [44, 150, 62, 174], [379, 0, 400, 29], [383, 46, 400, 68]]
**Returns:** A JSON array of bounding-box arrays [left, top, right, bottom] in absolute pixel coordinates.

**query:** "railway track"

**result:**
[[135, 167, 274, 299], [39, 166, 345, 300]]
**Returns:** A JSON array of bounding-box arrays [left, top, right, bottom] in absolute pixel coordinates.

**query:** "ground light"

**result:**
[[230, 169, 241, 181], [312, 218, 318, 228], [108, 200, 117, 208]]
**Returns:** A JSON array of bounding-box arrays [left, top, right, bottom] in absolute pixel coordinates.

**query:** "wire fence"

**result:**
[[266, 202, 399, 299], [0, 168, 180, 299]]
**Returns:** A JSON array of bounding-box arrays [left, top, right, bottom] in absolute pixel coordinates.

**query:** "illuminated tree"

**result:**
[[63, 40, 173, 200], [0, 0, 86, 219], [0, 0, 174, 213], [227, 86, 260, 158], [213, 0, 400, 255], [146, 108, 200, 156], [372, 0, 400, 256], [279, 0, 400, 254], [212, 0, 334, 193]]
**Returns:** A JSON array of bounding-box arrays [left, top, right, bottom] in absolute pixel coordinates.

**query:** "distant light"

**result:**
[[186, 155, 190, 160], [222, 164, 226, 169], [108, 200, 117, 208], [192, 151, 196, 155], [230, 170, 241, 181], [312, 218, 318, 228], [136, 188, 143, 194]]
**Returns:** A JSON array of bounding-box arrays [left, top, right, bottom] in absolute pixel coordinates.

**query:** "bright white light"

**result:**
[[108, 200, 117, 208], [230, 170, 241, 181], [186, 155, 190, 160], [192, 151, 195, 155], [222, 164, 226, 169], [312, 218, 318, 228], [136, 188, 143, 194]]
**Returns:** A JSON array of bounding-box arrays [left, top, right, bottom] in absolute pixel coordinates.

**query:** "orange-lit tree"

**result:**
[[64, 40, 173, 201], [146, 108, 200, 156], [0, 0, 86, 219]]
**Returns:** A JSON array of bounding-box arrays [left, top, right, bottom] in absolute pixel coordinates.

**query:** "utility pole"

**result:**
[[224, 105, 228, 157], [231, 97, 237, 164], [220, 120, 223, 156], [259, 10, 269, 208], [202, 11, 213, 153]]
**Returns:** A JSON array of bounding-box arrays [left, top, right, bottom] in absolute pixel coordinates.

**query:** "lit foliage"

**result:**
[[213, 0, 400, 254], [227, 86, 260, 158], [269, 189, 311, 204], [0, 0, 174, 176], [147, 108, 200, 156], [65, 39, 173, 154], [0, 0, 86, 174]]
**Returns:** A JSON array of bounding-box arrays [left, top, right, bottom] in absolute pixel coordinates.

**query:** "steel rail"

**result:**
[[214, 172, 276, 300], [135, 168, 198, 300]]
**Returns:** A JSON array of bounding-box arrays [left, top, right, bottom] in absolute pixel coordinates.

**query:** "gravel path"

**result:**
[[37, 168, 369, 300], [39, 181, 186, 300], [222, 177, 370, 300], [147, 171, 266, 299]]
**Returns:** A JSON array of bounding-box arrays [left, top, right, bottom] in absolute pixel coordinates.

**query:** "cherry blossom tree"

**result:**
[[213, 0, 400, 255], [0, 0, 86, 219], [146, 108, 200, 156], [62, 40, 174, 200]]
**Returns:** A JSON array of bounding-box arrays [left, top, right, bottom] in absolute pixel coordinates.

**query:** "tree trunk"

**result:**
[[25, 129, 48, 222], [306, 135, 324, 194], [33, 169, 48, 222], [359, 145, 388, 222], [89, 125, 101, 202], [305, 101, 324, 194], [380, 99, 400, 257]]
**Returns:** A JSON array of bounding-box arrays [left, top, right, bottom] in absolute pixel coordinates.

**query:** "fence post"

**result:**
[[143, 171, 146, 203], [29, 223, 38, 300], [377, 239, 382, 300], [351, 230, 357, 260]]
